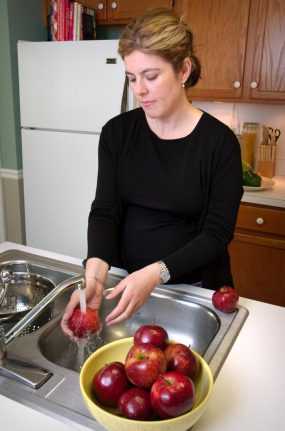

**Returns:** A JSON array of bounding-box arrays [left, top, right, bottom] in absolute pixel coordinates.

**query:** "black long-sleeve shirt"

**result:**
[[87, 108, 243, 289]]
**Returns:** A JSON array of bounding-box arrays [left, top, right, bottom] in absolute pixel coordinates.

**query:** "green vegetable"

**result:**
[[242, 161, 262, 187]]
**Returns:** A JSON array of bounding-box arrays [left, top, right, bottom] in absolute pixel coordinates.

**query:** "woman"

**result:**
[[61, 8, 243, 338]]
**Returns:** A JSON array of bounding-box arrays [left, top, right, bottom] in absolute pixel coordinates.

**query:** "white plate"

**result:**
[[243, 177, 275, 192]]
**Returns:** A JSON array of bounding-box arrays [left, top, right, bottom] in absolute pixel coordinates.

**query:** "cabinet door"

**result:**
[[181, 0, 250, 100], [229, 233, 285, 307], [81, 0, 108, 23], [244, 0, 285, 101], [107, 0, 174, 24]]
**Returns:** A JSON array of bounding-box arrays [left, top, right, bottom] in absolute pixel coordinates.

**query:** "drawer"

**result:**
[[236, 204, 285, 236]]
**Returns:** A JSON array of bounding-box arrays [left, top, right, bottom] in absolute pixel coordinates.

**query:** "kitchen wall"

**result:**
[[0, 0, 45, 243], [194, 101, 285, 176]]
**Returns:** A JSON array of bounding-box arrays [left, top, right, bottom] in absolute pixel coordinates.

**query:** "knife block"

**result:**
[[256, 160, 275, 178], [255, 142, 276, 178]]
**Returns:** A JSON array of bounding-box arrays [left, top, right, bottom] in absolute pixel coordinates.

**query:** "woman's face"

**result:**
[[124, 50, 189, 119]]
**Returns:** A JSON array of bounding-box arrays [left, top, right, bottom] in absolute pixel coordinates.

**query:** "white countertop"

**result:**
[[242, 175, 285, 208], [1, 242, 285, 431]]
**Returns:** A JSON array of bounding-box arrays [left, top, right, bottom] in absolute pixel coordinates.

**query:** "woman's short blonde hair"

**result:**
[[118, 8, 201, 88]]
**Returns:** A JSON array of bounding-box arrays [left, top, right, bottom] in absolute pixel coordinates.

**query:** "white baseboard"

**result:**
[[0, 168, 23, 180]]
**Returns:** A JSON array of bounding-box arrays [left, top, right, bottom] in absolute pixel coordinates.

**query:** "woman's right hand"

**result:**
[[60, 257, 108, 340]]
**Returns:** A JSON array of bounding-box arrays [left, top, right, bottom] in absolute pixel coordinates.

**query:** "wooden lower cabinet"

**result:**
[[229, 203, 285, 307]]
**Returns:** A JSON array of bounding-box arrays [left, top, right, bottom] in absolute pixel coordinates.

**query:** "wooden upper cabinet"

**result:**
[[81, 0, 174, 25], [107, 0, 174, 24], [178, 0, 285, 102], [82, 0, 108, 22], [243, 0, 285, 101], [45, 0, 174, 25], [181, 0, 251, 101]]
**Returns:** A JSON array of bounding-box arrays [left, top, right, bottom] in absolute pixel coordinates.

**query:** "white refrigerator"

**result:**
[[18, 40, 134, 259]]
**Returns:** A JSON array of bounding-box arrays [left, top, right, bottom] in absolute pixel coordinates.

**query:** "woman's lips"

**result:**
[[141, 100, 155, 108]]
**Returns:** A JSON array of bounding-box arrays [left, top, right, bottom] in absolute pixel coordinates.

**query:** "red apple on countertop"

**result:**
[[151, 371, 195, 419], [68, 307, 101, 338], [212, 286, 239, 313], [165, 343, 199, 380], [119, 387, 153, 420], [125, 343, 167, 389], [92, 361, 129, 407], [134, 324, 169, 350]]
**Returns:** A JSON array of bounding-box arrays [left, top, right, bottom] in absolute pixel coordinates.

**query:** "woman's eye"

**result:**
[[146, 75, 158, 81], [127, 76, 136, 83]]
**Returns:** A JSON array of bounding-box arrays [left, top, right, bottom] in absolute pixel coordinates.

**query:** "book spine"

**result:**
[[58, 0, 65, 41], [64, 0, 70, 41], [73, 2, 78, 41], [50, 0, 59, 41], [68, 1, 74, 41]]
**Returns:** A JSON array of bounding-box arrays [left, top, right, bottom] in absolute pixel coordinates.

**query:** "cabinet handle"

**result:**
[[97, 2, 104, 10], [233, 81, 241, 89], [250, 81, 258, 89], [111, 1, 117, 8], [256, 217, 264, 225]]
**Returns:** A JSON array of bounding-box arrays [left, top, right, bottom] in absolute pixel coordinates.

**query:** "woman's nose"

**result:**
[[133, 79, 148, 96]]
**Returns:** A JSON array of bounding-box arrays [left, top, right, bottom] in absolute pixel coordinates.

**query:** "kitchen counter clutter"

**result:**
[[242, 176, 285, 208], [0, 242, 285, 431]]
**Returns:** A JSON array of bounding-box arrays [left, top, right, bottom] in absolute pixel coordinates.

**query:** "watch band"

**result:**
[[159, 261, 170, 284]]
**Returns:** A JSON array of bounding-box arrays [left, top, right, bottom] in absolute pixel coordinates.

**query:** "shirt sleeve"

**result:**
[[163, 129, 243, 280], [86, 123, 122, 265]]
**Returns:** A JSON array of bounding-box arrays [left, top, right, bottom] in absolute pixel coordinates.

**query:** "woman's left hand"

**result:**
[[104, 262, 161, 326]]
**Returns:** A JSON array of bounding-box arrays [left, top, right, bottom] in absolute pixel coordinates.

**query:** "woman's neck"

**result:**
[[145, 100, 203, 140]]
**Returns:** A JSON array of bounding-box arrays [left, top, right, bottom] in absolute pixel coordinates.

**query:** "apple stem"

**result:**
[[161, 376, 171, 386]]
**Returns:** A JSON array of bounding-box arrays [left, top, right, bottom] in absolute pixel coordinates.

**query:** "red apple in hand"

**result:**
[[125, 343, 167, 389], [151, 371, 195, 419], [92, 362, 129, 408], [165, 343, 199, 380], [134, 324, 169, 350], [212, 286, 239, 313], [68, 307, 101, 338], [119, 387, 153, 420]]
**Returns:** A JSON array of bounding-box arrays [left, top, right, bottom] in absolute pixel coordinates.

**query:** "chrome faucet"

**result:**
[[0, 274, 83, 388]]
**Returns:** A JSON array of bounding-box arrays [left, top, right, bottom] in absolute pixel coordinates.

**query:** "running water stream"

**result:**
[[75, 284, 103, 370]]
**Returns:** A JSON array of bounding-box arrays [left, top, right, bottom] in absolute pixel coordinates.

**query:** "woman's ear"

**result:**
[[181, 57, 192, 84]]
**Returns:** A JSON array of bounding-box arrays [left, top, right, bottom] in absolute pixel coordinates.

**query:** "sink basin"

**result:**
[[0, 249, 249, 430], [39, 283, 221, 372]]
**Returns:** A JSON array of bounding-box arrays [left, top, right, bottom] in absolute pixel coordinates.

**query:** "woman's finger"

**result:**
[[105, 300, 135, 326], [105, 289, 132, 323], [104, 279, 127, 299]]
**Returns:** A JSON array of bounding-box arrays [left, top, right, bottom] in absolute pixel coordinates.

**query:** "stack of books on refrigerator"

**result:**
[[47, 0, 96, 41]]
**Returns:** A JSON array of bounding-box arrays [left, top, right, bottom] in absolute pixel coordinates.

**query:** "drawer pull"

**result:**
[[256, 217, 264, 225]]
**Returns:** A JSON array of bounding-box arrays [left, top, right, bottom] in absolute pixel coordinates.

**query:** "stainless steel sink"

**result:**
[[39, 285, 221, 373], [0, 249, 249, 430]]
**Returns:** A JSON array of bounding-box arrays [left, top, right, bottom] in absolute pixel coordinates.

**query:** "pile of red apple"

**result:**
[[91, 324, 200, 421]]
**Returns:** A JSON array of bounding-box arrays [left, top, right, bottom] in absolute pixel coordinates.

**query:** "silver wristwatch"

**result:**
[[159, 261, 170, 284]]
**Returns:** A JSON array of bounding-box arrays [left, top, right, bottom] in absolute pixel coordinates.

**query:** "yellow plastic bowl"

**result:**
[[80, 337, 213, 431]]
